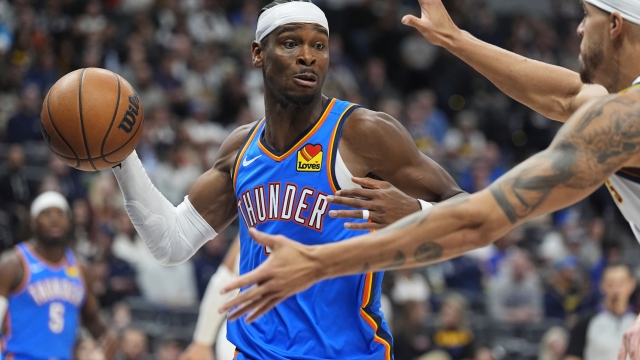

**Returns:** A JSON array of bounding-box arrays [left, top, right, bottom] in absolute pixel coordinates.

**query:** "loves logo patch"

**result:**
[[297, 144, 323, 172]]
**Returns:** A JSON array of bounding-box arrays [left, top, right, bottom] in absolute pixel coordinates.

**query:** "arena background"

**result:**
[[1, 0, 640, 359]]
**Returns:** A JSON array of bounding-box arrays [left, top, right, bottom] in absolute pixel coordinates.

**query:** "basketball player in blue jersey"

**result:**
[[0, 191, 117, 360], [110, 0, 467, 358], [218, 1, 640, 359]]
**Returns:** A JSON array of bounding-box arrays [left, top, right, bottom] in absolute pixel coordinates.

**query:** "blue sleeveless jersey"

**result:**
[[228, 98, 393, 360], [1, 243, 86, 360]]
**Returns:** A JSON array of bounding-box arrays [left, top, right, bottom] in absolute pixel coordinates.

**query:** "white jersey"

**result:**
[[605, 171, 640, 240], [604, 77, 640, 242]]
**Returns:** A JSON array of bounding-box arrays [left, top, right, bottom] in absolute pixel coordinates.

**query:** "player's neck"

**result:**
[[611, 44, 640, 92], [30, 240, 66, 264], [263, 92, 326, 153]]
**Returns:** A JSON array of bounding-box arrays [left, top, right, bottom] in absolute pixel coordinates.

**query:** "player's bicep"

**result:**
[[189, 167, 238, 232], [566, 84, 609, 120], [363, 113, 462, 201]]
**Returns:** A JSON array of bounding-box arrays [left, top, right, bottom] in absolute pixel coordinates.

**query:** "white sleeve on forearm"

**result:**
[[0, 296, 7, 326], [112, 150, 217, 265], [193, 263, 239, 345]]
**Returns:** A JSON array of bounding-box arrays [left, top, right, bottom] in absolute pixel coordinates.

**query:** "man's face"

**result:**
[[601, 266, 636, 305], [253, 22, 329, 106], [32, 207, 70, 246], [577, 2, 614, 85]]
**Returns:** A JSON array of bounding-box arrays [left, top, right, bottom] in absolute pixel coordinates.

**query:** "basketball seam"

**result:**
[[46, 91, 80, 168], [101, 73, 121, 162], [100, 87, 143, 157], [78, 68, 98, 171]]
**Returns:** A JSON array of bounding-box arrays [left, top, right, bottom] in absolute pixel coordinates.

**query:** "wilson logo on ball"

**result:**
[[118, 93, 140, 134]]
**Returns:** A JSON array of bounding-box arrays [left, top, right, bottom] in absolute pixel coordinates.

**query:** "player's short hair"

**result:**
[[259, 0, 313, 45]]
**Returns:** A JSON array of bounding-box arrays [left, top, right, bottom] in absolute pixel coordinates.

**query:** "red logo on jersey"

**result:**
[[297, 144, 323, 172]]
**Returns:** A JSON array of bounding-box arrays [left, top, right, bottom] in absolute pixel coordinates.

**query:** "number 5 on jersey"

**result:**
[[49, 302, 65, 333]]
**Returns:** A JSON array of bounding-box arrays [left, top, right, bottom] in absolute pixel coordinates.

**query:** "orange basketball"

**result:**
[[41, 68, 144, 171]]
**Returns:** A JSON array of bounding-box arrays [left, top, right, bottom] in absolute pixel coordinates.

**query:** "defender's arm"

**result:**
[[402, 0, 608, 121], [221, 92, 640, 322], [79, 264, 118, 358]]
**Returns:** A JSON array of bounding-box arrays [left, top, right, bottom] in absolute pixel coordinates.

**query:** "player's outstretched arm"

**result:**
[[179, 237, 240, 360], [220, 91, 640, 322], [112, 124, 252, 265], [402, 0, 608, 121]]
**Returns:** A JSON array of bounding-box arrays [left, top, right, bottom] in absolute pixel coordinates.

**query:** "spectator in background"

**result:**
[[405, 89, 449, 159], [394, 300, 433, 360], [75, 336, 106, 360], [444, 110, 487, 176], [155, 339, 184, 360], [116, 328, 152, 360], [192, 233, 229, 299], [48, 156, 86, 203], [182, 100, 229, 166], [488, 248, 543, 324], [0, 144, 34, 247], [152, 145, 201, 206], [564, 263, 637, 360], [544, 256, 596, 325], [538, 327, 568, 360], [431, 293, 475, 360], [5, 85, 42, 143], [112, 212, 198, 307]]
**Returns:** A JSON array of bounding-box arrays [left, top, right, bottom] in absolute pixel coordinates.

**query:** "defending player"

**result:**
[[0, 191, 117, 360], [111, 0, 464, 358], [219, 1, 640, 359]]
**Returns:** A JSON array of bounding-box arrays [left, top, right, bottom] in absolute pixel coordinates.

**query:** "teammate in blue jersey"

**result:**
[[110, 0, 465, 358], [0, 192, 117, 360]]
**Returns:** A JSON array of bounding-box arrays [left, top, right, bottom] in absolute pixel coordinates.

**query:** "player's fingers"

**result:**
[[333, 187, 374, 199], [344, 222, 384, 231], [220, 269, 263, 295], [629, 334, 639, 360], [350, 177, 389, 189], [246, 296, 284, 324], [227, 294, 266, 321], [328, 210, 363, 219], [619, 342, 628, 360], [327, 195, 366, 209], [220, 282, 267, 312], [248, 228, 281, 249], [401, 15, 421, 28]]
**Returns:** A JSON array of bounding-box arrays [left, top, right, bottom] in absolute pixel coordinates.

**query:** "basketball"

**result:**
[[40, 68, 144, 171]]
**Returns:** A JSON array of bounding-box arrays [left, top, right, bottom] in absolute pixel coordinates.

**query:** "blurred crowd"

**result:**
[[1, 0, 640, 359]]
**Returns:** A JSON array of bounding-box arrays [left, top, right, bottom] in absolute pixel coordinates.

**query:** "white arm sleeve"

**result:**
[[0, 296, 7, 328], [112, 150, 217, 265], [193, 258, 240, 345]]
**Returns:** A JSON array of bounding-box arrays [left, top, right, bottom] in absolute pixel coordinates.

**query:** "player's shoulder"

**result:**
[[342, 107, 405, 141], [216, 121, 261, 167], [0, 248, 25, 294]]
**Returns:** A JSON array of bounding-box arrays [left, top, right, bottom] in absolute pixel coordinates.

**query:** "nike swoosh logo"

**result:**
[[243, 155, 262, 167]]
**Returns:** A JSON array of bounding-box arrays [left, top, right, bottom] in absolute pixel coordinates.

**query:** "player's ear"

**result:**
[[610, 11, 625, 40], [252, 41, 265, 69]]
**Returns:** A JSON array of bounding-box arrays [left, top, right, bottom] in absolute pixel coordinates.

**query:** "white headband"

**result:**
[[30, 191, 70, 219], [585, 0, 640, 26], [256, 2, 329, 42]]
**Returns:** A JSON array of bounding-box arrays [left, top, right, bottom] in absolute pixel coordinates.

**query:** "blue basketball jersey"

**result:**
[[228, 98, 393, 360], [1, 243, 86, 360]]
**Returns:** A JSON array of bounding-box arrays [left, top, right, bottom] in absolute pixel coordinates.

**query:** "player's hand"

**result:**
[[178, 342, 214, 360], [98, 332, 118, 360], [401, 0, 462, 48], [220, 229, 322, 323], [328, 177, 421, 230], [619, 314, 640, 360]]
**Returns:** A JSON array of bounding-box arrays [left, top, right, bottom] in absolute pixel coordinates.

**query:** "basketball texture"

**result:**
[[41, 68, 144, 171]]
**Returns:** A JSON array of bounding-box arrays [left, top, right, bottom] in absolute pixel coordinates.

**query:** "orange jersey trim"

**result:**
[[258, 99, 337, 162], [233, 119, 265, 191], [359, 272, 392, 360], [326, 103, 357, 194]]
